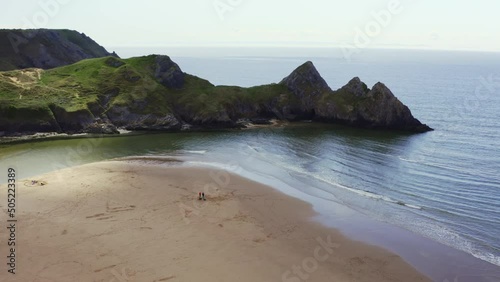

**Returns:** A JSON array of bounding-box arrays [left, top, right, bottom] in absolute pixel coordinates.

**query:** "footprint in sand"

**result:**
[[86, 213, 106, 219], [24, 180, 48, 187], [156, 276, 176, 281], [94, 264, 116, 273], [86, 202, 138, 221], [106, 201, 137, 213], [86, 213, 114, 221], [253, 238, 266, 243]]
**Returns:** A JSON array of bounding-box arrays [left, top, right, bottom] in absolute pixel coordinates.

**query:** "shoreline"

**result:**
[[0, 120, 425, 145], [0, 130, 139, 145], [0, 160, 429, 281], [179, 158, 500, 281]]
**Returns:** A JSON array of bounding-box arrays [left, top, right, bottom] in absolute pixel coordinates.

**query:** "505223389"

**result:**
[[7, 168, 16, 217], [6, 167, 17, 275]]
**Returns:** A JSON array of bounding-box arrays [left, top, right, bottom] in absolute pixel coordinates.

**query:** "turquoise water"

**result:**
[[1, 49, 499, 272]]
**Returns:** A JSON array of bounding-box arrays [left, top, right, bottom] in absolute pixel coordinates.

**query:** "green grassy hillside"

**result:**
[[0, 55, 432, 135], [0, 55, 295, 134]]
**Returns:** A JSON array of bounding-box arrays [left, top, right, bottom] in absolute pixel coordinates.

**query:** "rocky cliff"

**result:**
[[0, 55, 432, 136], [0, 29, 117, 71], [283, 62, 432, 132], [279, 61, 331, 115]]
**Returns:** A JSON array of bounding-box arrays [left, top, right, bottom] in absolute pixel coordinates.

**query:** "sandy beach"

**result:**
[[0, 159, 429, 281]]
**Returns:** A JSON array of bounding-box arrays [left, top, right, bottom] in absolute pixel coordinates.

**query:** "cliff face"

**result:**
[[279, 61, 331, 114], [0, 29, 116, 71], [278, 62, 432, 132], [154, 56, 185, 89], [0, 55, 432, 136]]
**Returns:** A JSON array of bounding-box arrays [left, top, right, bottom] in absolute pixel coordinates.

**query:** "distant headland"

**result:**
[[0, 29, 432, 137]]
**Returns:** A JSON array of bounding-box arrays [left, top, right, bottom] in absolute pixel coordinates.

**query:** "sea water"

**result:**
[[1, 48, 499, 275]]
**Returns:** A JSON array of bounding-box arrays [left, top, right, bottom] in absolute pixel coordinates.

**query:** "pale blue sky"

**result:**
[[1, 0, 499, 52]]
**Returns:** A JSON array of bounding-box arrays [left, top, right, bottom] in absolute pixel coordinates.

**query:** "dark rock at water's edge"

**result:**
[[0, 29, 117, 71], [280, 62, 432, 133]]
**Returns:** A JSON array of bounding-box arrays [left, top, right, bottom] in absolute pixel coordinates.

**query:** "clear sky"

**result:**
[[1, 0, 499, 52]]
